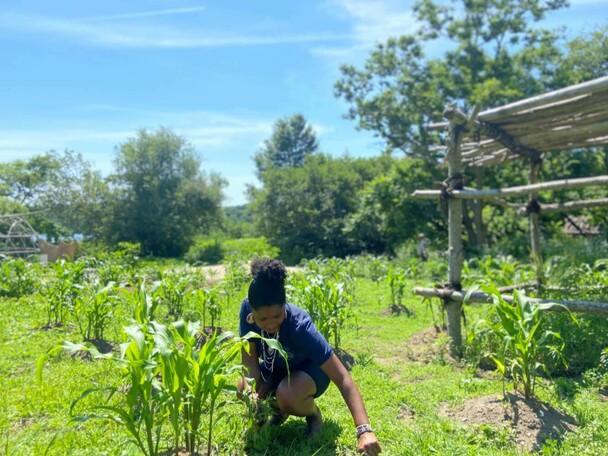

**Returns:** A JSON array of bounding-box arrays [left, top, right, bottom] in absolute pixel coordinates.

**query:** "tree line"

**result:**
[[1, 0, 606, 262]]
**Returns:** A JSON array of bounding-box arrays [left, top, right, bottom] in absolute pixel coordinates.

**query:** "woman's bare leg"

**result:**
[[275, 371, 323, 436]]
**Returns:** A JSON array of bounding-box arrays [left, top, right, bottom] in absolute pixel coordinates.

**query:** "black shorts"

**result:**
[[261, 359, 331, 399]]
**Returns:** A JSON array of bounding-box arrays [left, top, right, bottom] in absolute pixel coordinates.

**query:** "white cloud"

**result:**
[[0, 11, 349, 48], [313, 0, 417, 59], [569, 0, 607, 4], [73, 6, 207, 23], [0, 109, 278, 171]]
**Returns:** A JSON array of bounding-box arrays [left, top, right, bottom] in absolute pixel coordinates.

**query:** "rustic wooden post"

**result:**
[[442, 105, 467, 356], [528, 159, 544, 284]]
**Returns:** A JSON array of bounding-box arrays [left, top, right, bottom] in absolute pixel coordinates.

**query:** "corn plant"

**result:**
[[221, 259, 248, 305], [40, 260, 86, 326], [297, 274, 354, 349], [463, 255, 536, 288], [156, 272, 192, 317], [72, 323, 166, 456], [368, 256, 388, 284], [386, 265, 407, 306], [159, 323, 250, 454], [72, 283, 117, 341], [0, 256, 38, 297], [40, 317, 284, 456], [191, 285, 222, 328], [473, 286, 576, 399]]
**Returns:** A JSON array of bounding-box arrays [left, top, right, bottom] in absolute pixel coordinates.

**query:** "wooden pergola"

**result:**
[[412, 76, 608, 355]]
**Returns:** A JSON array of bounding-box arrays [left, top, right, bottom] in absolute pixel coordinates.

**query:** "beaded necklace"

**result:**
[[260, 329, 280, 382]]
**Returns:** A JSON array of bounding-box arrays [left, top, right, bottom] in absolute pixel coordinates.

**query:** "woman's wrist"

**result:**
[[355, 423, 373, 438]]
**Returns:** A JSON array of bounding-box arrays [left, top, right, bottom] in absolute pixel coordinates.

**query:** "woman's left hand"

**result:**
[[357, 432, 381, 455]]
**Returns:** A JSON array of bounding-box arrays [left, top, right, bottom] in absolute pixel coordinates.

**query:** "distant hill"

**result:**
[[224, 204, 252, 224]]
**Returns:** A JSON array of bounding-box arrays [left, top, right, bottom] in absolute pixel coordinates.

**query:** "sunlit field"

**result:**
[[2, 254, 608, 455]]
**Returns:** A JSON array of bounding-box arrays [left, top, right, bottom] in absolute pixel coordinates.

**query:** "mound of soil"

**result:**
[[381, 304, 415, 317], [403, 325, 454, 363], [195, 326, 225, 349], [334, 347, 355, 371], [69, 338, 115, 361], [440, 392, 577, 452]]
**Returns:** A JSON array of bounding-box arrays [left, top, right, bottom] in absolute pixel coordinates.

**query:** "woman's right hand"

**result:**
[[357, 432, 381, 455], [256, 378, 273, 399]]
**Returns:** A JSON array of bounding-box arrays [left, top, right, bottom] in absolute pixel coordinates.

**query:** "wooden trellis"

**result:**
[[412, 76, 608, 355], [0, 213, 40, 257]]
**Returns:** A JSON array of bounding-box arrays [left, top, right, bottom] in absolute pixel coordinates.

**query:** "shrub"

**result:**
[[0, 256, 38, 298], [223, 237, 280, 262], [184, 239, 225, 264]]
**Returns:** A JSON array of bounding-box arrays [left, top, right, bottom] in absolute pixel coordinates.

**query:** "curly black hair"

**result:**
[[248, 258, 287, 309]]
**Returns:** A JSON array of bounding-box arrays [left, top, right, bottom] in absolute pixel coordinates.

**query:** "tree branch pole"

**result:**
[[413, 287, 608, 316], [412, 175, 608, 199], [517, 198, 608, 215], [442, 105, 467, 356], [528, 159, 544, 284]]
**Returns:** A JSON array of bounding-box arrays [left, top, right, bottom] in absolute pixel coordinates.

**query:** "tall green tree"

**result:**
[[109, 127, 225, 257], [345, 156, 446, 254], [0, 153, 60, 206], [0, 151, 111, 241], [551, 25, 608, 87], [250, 154, 387, 263], [334, 0, 583, 251], [253, 113, 319, 179], [335, 0, 568, 153]]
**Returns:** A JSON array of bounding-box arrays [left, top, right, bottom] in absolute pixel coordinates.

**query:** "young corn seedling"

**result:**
[[0, 256, 38, 297], [368, 256, 388, 285], [299, 274, 354, 349], [40, 260, 86, 326], [474, 285, 576, 399], [156, 271, 192, 317], [385, 265, 414, 316], [72, 282, 117, 341], [191, 285, 222, 329]]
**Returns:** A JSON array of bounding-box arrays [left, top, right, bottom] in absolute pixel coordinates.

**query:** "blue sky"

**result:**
[[0, 0, 604, 206]]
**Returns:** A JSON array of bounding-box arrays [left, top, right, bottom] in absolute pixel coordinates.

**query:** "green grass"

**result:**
[[2, 271, 608, 455]]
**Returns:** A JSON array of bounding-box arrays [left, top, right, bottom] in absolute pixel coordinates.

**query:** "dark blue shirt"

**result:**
[[239, 298, 333, 372]]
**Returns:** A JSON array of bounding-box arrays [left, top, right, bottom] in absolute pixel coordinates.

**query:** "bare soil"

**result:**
[[334, 347, 355, 371], [402, 325, 455, 364], [439, 392, 577, 452], [380, 304, 415, 317], [199, 264, 302, 284]]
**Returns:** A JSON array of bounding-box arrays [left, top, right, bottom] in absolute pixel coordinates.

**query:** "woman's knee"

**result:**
[[275, 373, 315, 410]]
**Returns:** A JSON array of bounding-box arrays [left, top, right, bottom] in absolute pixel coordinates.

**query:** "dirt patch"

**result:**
[[397, 405, 416, 422], [439, 391, 577, 452], [380, 304, 415, 317], [402, 325, 455, 364], [199, 264, 302, 284], [199, 265, 227, 284], [69, 339, 115, 361], [195, 326, 225, 349], [334, 347, 355, 371]]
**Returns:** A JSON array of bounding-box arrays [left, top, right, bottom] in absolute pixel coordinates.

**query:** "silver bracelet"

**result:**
[[355, 423, 373, 438]]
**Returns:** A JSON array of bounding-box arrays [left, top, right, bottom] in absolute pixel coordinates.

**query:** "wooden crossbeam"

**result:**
[[414, 287, 608, 316], [412, 175, 608, 200]]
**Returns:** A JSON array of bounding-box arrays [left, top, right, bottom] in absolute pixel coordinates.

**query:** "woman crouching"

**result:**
[[238, 258, 381, 455]]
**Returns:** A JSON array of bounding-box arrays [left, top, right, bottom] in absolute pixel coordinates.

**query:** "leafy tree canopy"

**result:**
[[334, 0, 570, 157], [250, 154, 391, 263], [0, 150, 110, 241], [109, 127, 225, 257], [254, 113, 319, 179]]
